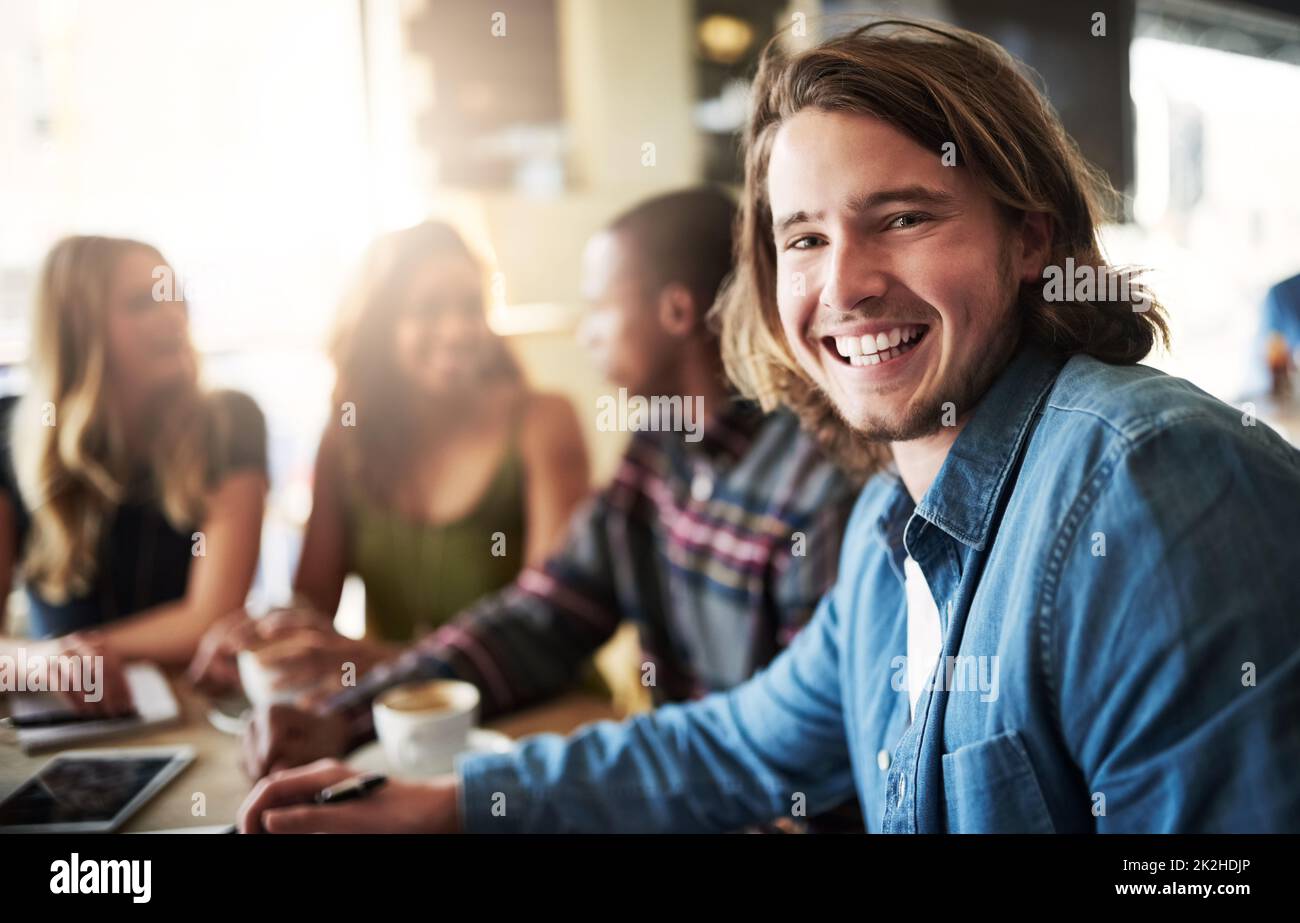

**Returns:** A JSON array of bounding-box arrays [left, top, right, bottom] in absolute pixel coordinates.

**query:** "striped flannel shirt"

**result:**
[[327, 401, 858, 743]]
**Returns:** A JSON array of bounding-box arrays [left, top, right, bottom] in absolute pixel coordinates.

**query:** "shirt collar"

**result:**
[[912, 340, 1067, 551]]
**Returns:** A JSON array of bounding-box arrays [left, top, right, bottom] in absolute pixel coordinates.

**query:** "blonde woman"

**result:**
[[0, 236, 268, 712], [190, 221, 588, 693]]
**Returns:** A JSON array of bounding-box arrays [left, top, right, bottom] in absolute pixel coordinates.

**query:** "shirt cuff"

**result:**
[[455, 750, 535, 834]]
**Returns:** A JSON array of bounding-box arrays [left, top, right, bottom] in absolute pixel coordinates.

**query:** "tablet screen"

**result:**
[[0, 755, 179, 829]]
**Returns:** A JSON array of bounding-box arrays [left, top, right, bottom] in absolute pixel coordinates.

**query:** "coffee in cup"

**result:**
[[372, 679, 480, 776]]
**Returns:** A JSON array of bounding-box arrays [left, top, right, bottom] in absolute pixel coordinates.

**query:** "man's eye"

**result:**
[[888, 212, 931, 230]]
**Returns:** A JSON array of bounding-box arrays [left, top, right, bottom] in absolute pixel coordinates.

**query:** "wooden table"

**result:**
[[0, 678, 620, 831]]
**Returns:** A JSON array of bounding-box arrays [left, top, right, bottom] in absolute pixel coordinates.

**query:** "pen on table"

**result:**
[[0, 711, 138, 729], [315, 772, 387, 804]]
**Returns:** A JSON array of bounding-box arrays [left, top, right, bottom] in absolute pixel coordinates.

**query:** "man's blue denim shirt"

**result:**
[[457, 342, 1300, 832]]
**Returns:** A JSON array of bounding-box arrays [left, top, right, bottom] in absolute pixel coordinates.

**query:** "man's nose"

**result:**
[[819, 243, 889, 313]]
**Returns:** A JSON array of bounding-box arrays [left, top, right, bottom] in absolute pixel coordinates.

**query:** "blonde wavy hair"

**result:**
[[13, 236, 219, 602], [714, 19, 1169, 475]]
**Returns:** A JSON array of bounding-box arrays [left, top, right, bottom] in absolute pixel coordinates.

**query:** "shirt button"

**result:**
[[897, 775, 907, 801], [690, 469, 714, 502], [877, 749, 891, 771]]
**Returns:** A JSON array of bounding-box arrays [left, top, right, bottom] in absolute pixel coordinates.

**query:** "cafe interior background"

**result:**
[[1, 0, 1299, 711]]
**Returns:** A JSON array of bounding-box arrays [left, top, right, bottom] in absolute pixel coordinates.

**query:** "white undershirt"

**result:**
[[904, 556, 943, 722]]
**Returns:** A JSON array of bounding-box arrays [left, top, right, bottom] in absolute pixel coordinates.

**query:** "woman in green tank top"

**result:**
[[284, 221, 589, 652]]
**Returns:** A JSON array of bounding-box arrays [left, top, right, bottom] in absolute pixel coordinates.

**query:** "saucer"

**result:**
[[348, 728, 515, 776], [205, 692, 253, 737]]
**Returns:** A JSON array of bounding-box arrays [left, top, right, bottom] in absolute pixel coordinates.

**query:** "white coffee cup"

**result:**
[[372, 679, 480, 777], [237, 648, 313, 709]]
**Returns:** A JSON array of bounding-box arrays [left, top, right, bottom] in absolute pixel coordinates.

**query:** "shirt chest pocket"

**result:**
[[941, 729, 1056, 833]]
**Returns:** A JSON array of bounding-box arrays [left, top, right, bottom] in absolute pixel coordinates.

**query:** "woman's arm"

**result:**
[[291, 427, 351, 617], [191, 426, 348, 692], [518, 393, 590, 567], [91, 468, 267, 665]]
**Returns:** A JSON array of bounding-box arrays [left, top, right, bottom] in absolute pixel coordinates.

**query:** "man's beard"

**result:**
[[824, 248, 1024, 444], [844, 358, 985, 442]]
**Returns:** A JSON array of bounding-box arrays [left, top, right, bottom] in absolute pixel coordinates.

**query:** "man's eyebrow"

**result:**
[[773, 186, 959, 232]]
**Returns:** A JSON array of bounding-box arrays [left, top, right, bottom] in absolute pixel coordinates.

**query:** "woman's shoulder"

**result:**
[[518, 390, 583, 443], [208, 388, 265, 427], [515, 390, 588, 482], [205, 388, 268, 476], [522, 389, 581, 423]]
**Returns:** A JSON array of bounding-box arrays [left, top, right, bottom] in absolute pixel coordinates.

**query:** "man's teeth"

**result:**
[[832, 325, 925, 365]]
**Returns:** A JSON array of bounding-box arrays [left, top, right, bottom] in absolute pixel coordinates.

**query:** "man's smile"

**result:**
[[820, 322, 930, 367]]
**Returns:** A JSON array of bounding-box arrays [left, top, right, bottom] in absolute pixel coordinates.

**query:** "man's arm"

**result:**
[[453, 573, 856, 833], [770, 487, 854, 647], [1054, 414, 1300, 832]]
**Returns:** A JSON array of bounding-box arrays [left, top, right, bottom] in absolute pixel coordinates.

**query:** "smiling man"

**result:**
[[240, 20, 1300, 834]]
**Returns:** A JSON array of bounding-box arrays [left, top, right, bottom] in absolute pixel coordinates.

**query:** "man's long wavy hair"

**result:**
[[714, 19, 1169, 475], [14, 236, 218, 602]]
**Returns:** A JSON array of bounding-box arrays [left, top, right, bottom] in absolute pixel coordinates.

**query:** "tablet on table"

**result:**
[[0, 746, 195, 833]]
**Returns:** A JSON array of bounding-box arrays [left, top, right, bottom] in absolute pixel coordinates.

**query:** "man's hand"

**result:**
[[237, 759, 462, 833], [241, 703, 354, 779]]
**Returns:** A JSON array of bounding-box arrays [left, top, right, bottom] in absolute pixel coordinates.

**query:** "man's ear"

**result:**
[[1016, 212, 1053, 284], [656, 283, 699, 337]]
